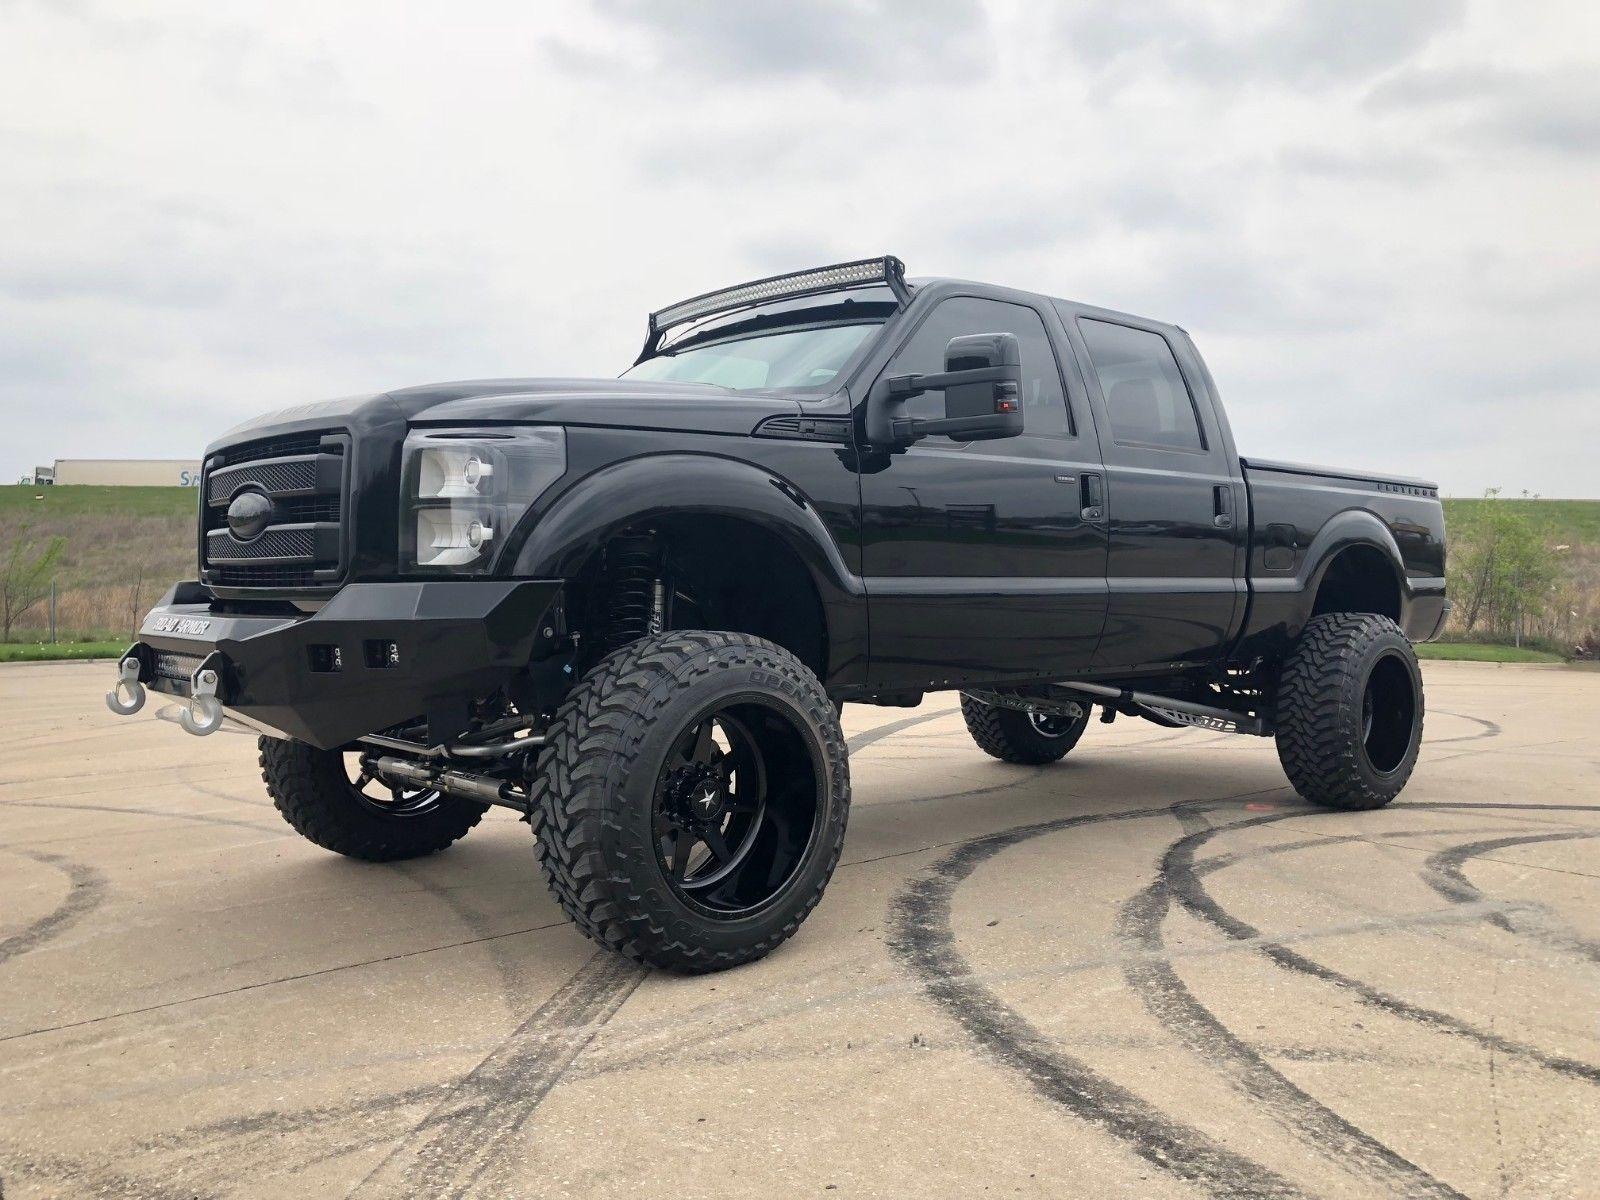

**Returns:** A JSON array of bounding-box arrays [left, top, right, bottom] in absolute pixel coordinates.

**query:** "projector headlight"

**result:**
[[401, 427, 565, 572]]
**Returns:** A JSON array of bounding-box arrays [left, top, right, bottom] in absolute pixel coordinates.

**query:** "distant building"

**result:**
[[48, 459, 203, 487]]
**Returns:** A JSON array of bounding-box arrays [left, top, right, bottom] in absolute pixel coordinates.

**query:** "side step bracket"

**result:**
[[1054, 682, 1271, 737]]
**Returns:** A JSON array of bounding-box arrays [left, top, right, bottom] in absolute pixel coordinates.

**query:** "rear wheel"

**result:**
[[531, 630, 849, 973], [260, 738, 485, 860], [960, 695, 1091, 765], [1274, 612, 1424, 810]]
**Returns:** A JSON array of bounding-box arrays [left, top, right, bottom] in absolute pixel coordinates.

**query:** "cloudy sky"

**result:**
[[3, 0, 1597, 495]]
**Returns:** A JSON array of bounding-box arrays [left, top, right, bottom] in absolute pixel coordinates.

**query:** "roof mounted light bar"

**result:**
[[639, 255, 910, 362]]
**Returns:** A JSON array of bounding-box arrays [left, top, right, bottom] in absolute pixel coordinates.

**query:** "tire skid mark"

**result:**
[[3, 798, 284, 835], [346, 950, 646, 1199], [1426, 710, 1503, 744], [1420, 832, 1600, 966], [387, 859, 532, 1005], [129, 1083, 449, 1185], [888, 799, 1311, 1199], [0, 850, 107, 967], [846, 707, 958, 755], [1117, 808, 1469, 1200], [0, 1148, 213, 1200], [1171, 808, 1600, 1087]]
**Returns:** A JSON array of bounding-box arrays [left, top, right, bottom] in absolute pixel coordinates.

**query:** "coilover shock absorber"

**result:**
[[597, 531, 666, 654]]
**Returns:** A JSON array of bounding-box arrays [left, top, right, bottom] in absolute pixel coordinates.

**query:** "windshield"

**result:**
[[624, 323, 878, 391]]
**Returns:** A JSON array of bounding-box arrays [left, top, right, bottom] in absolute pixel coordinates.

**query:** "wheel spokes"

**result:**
[[690, 719, 719, 765], [670, 829, 696, 881], [701, 824, 734, 864]]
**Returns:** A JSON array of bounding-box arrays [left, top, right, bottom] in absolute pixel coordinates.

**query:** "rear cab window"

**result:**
[[1077, 318, 1206, 452]]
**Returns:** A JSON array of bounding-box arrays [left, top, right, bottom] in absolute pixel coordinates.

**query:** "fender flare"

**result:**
[[509, 452, 867, 681], [1291, 507, 1409, 619], [513, 452, 861, 591]]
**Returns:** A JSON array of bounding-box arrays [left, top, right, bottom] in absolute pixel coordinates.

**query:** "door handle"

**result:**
[[1080, 472, 1105, 523], [1212, 484, 1233, 529]]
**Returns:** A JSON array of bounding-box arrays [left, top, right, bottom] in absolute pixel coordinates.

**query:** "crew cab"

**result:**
[[107, 256, 1446, 972]]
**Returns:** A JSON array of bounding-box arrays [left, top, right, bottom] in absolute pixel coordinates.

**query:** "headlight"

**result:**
[[401, 427, 565, 572]]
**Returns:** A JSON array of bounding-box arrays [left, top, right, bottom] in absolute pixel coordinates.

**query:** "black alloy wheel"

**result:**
[[532, 630, 850, 972], [1275, 612, 1425, 809]]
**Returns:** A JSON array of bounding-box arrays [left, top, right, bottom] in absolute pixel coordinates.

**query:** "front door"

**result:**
[[859, 295, 1109, 691]]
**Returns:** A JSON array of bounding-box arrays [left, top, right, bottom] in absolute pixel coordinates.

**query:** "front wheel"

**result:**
[[260, 738, 485, 860], [960, 694, 1091, 765], [1274, 612, 1424, 810], [531, 630, 850, 973]]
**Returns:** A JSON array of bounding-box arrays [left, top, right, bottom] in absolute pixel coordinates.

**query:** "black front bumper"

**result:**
[[123, 579, 561, 749]]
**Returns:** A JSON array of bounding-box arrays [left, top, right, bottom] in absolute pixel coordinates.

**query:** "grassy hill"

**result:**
[[3, 483, 1597, 651], [1442, 497, 1600, 545], [1, 485, 198, 639]]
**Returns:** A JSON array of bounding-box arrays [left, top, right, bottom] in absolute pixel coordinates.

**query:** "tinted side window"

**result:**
[[1079, 318, 1204, 451], [888, 297, 1070, 436]]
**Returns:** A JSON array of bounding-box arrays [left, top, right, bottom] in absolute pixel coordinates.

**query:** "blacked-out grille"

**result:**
[[207, 458, 318, 505], [206, 526, 316, 561], [212, 431, 327, 467], [200, 428, 348, 591], [208, 564, 320, 588], [275, 495, 341, 522]]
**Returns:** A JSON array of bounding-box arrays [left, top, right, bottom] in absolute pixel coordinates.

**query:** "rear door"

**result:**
[[1059, 308, 1245, 670], [858, 294, 1109, 689]]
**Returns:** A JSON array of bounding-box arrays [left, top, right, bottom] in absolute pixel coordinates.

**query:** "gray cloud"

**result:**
[[1368, 64, 1600, 154], [589, 0, 994, 86], [1059, 0, 1465, 87], [1, 0, 1596, 497]]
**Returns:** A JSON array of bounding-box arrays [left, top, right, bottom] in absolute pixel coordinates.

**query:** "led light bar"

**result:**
[[648, 255, 909, 336]]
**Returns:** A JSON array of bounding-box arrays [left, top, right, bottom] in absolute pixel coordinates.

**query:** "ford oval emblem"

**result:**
[[226, 490, 274, 540]]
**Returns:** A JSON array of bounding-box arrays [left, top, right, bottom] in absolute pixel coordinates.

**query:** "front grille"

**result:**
[[212, 431, 328, 467], [200, 428, 348, 591], [207, 458, 317, 505], [208, 564, 320, 588], [206, 526, 316, 561]]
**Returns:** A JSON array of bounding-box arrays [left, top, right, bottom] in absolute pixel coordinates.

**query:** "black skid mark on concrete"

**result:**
[[846, 707, 958, 755], [1171, 808, 1600, 1087], [1402, 802, 1600, 816], [130, 1082, 453, 1187], [0, 850, 108, 967], [1117, 808, 1470, 1200], [1420, 831, 1600, 966], [1426, 710, 1503, 745], [0, 1147, 213, 1200], [347, 949, 646, 1198], [888, 799, 1311, 1199], [3, 798, 285, 836]]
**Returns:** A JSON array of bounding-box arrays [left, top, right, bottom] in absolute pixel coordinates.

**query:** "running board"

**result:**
[[1053, 682, 1271, 737]]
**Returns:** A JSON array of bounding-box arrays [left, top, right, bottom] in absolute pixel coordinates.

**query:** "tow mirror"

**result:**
[[870, 332, 1024, 445]]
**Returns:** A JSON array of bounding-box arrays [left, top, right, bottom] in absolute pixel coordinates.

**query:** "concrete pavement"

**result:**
[[1, 658, 1597, 1198]]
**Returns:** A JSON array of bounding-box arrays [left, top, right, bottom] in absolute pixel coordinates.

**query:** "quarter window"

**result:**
[[885, 297, 1071, 437], [1079, 319, 1205, 451]]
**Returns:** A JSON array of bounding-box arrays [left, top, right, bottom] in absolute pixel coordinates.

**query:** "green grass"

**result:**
[[0, 483, 199, 519], [0, 640, 128, 662], [1415, 641, 1565, 664], [1442, 497, 1600, 544]]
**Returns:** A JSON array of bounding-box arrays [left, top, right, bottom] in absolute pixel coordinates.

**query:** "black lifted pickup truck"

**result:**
[[107, 256, 1447, 972]]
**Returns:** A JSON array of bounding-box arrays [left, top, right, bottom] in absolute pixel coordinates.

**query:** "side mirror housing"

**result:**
[[870, 332, 1024, 445]]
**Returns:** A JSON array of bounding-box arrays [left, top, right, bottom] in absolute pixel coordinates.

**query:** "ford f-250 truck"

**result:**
[[106, 256, 1447, 972]]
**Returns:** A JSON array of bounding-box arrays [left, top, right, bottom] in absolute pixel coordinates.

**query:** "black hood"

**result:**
[[211, 378, 805, 452]]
